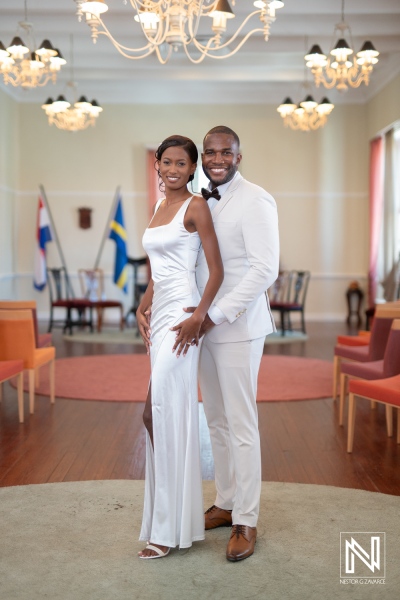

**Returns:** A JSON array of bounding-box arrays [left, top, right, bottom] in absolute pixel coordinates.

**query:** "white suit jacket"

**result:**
[[196, 173, 280, 343]]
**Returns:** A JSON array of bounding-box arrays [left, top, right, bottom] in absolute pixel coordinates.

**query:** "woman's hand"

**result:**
[[171, 314, 203, 357], [137, 308, 152, 355]]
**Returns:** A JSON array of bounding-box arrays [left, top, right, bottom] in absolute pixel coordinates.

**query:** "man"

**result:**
[[187, 125, 279, 561]]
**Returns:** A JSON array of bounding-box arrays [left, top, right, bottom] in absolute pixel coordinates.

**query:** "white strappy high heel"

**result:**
[[138, 544, 171, 560]]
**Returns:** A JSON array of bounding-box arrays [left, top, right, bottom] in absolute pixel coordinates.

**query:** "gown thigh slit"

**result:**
[[142, 383, 153, 446], [139, 197, 205, 549]]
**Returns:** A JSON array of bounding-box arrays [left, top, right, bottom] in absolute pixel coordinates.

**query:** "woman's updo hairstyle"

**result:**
[[155, 135, 198, 183]]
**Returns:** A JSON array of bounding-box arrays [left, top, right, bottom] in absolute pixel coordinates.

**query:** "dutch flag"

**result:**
[[33, 197, 53, 291]]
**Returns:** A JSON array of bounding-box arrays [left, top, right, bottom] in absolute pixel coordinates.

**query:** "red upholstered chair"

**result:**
[[47, 267, 94, 335], [347, 375, 400, 453], [0, 360, 24, 422], [269, 270, 310, 336], [332, 305, 400, 402], [339, 319, 400, 425], [78, 268, 124, 332], [0, 310, 55, 415]]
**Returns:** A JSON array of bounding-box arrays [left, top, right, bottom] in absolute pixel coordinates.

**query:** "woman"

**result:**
[[137, 135, 223, 559]]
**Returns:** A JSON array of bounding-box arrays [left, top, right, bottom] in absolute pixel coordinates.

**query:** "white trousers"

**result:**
[[199, 336, 264, 528]]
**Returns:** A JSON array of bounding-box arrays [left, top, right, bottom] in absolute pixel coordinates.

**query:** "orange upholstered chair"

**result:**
[[0, 300, 52, 348], [0, 300, 52, 388], [347, 375, 400, 453], [0, 360, 24, 422], [339, 318, 400, 426], [336, 331, 371, 347], [333, 304, 400, 401], [0, 310, 55, 414]]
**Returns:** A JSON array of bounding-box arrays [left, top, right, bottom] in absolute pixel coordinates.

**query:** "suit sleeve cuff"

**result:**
[[208, 305, 228, 325]]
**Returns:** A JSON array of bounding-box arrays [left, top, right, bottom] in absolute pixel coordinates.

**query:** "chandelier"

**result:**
[[41, 37, 103, 132], [75, 0, 284, 64], [0, 1, 66, 89], [42, 90, 103, 132], [304, 0, 379, 92], [277, 94, 334, 132]]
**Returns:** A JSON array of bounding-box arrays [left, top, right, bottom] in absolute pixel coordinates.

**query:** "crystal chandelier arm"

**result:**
[[345, 59, 371, 88], [185, 0, 227, 43], [190, 26, 265, 60], [192, 9, 261, 52], [97, 31, 155, 58], [284, 115, 302, 130], [34, 74, 55, 87], [129, 0, 170, 47], [312, 63, 339, 90], [83, 5, 163, 50], [309, 112, 327, 130], [154, 43, 173, 64], [92, 16, 156, 53], [186, 1, 208, 43], [181, 36, 217, 64]]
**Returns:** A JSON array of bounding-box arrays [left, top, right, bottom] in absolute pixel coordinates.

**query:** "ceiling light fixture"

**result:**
[[0, 0, 66, 89], [277, 94, 334, 132], [304, 0, 379, 92], [41, 36, 102, 132], [76, 0, 284, 64]]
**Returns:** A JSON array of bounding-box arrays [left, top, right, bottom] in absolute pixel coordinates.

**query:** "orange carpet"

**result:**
[[14, 355, 333, 402]]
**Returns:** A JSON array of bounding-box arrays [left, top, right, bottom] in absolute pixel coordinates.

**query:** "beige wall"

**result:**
[[0, 88, 19, 299], [367, 73, 400, 140], [2, 94, 373, 320]]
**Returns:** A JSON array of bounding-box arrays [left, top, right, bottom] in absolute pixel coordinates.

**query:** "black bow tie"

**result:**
[[201, 187, 221, 201]]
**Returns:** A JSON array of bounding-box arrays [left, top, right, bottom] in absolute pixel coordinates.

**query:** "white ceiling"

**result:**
[[1, 0, 400, 106]]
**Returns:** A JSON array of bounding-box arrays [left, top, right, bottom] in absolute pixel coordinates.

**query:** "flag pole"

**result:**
[[93, 185, 121, 270], [39, 184, 75, 298]]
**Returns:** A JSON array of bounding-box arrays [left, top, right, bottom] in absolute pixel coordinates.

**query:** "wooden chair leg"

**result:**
[[28, 369, 35, 414], [347, 392, 357, 452], [301, 309, 306, 334], [49, 359, 55, 405], [339, 373, 347, 426], [35, 367, 40, 389], [97, 308, 103, 332], [333, 355, 341, 400], [48, 305, 53, 333], [280, 310, 285, 336], [397, 409, 400, 444], [370, 400, 377, 410], [17, 372, 24, 423], [385, 404, 393, 437]]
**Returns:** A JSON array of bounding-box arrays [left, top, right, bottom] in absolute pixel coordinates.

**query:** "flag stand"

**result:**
[[39, 184, 74, 298], [93, 185, 121, 270]]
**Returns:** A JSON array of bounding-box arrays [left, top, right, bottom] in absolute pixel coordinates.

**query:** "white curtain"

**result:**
[[377, 127, 400, 301]]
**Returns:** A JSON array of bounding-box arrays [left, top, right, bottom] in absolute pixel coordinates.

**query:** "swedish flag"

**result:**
[[109, 196, 128, 293]]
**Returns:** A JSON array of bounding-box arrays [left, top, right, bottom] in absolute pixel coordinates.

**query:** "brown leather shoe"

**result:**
[[204, 505, 233, 530], [226, 525, 257, 562]]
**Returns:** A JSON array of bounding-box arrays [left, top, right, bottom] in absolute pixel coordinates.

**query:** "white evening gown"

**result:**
[[139, 196, 205, 549]]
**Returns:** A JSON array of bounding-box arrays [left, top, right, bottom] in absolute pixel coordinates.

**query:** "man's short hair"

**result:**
[[204, 126, 240, 148]]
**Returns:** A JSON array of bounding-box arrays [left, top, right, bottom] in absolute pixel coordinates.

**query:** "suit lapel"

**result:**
[[212, 173, 243, 219]]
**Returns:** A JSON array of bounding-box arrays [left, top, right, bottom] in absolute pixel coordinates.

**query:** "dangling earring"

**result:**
[[157, 169, 165, 193]]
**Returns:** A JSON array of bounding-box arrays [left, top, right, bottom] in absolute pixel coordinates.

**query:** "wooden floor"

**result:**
[[1, 321, 399, 494]]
